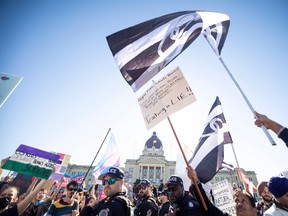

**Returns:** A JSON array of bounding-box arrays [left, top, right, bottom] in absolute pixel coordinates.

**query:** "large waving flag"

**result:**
[[91, 132, 121, 181], [106, 11, 230, 92], [189, 97, 233, 183]]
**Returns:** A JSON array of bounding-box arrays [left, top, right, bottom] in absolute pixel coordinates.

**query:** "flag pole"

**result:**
[[204, 37, 276, 146], [79, 128, 111, 189], [230, 142, 247, 190], [167, 116, 208, 211]]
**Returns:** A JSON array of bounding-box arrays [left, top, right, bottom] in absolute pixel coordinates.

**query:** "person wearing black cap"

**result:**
[[80, 166, 133, 216], [134, 179, 158, 216], [264, 176, 288, 215], [158, 189, 170, 216], [166, 175, 204, 216], [256, 181, 273, 216]]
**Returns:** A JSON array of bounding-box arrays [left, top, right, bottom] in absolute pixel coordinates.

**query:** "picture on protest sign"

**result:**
[[138, 66, 196, 130], [212, 179, 236, 216], [1, 144, 60, 179], [49, 152, 71, 181]]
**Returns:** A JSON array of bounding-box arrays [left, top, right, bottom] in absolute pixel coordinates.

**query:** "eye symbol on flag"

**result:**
[[201, 117, 224, 138], [158, 16, 199, 56], [158, 26, 180, 55]]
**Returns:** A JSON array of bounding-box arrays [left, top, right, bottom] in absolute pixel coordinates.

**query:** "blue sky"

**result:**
[[1, 0, 287, 183]]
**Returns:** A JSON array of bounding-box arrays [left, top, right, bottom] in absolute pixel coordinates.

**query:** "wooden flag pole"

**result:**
[[230, 141, 247, 190], [204, 37, 276, 146], [79, 128, 111, 189], [167, 116, 208, 211]]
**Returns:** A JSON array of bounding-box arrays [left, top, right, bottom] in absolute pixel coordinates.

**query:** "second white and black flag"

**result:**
[[189, 96, 233, 183]]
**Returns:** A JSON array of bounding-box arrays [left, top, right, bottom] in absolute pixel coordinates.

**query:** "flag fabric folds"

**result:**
[[189, 96, 233, 183], [237, 168, 257, 195], [106, 11, 230, 92], [91, 132, 121, 180]]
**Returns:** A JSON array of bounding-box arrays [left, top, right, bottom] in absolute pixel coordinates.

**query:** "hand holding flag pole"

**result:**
[[204, 36, 276, 146], [167, 117, 208, 211]]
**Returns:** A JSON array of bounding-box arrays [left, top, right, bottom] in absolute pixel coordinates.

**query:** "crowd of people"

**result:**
[[0, 112, 287, 215], [0, 164, 287, 216]]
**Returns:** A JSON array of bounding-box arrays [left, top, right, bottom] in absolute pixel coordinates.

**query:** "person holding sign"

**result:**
[[0, 178, 50, 216]]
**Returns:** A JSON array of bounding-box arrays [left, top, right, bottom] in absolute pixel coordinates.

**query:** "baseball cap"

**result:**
[[98, 166, 124, 180], [166, 175, 183, 186], [139, 179, 151, 187], [159, 189, 169, 196]]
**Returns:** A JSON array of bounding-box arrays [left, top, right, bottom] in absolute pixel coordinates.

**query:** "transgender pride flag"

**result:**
[[91, 132, 121, 181]]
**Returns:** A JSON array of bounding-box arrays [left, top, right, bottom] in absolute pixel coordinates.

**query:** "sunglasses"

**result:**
[[102, 178, 118, 186], [68, 187, 78, 192], [167, 186, 178, 192], [139, 186, 147, 190]]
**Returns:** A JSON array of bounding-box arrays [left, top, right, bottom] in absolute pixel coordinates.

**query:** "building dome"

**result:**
[[145, 132, 163, 149]]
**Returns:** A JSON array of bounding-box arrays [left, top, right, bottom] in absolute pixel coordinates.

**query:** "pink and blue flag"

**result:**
[[91, 132, 121, 180]]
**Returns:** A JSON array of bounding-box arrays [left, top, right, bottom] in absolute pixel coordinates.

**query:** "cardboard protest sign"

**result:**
[[1, 144, 60, 179], [138, 66, 196, 130], [212, 179, 236, 216]]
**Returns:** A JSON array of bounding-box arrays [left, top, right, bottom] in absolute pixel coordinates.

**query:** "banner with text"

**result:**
[[1, 144, 60, 179], [138, 66, 196, 130], [212, 179, 236, 216]]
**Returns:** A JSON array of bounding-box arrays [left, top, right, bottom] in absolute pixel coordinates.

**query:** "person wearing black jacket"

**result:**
[[158, 189, 170, 216], [134, 179, 158, 216], [165, 175, 204, 216], [80, 166, 132, 216]]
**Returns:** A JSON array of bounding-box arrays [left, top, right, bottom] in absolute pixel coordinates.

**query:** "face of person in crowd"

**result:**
[[138, 185, 150, 198], [261, 187, 273, 202], [66, 185, 78, 198], [56, 190, 64, 200], [0, 187, 18, 203], [276, 192, 288, 208], [167, 185, 183, 204], [87, 197, 95, 205], [159, 194, 168, 203], [35, 189, 47, 201], [102, 176, 122, 197], [234, 191, 256, 216]]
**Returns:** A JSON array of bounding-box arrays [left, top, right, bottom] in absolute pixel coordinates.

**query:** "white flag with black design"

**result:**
[[189, 96, 233, 183], [106, 11, 230, 92]]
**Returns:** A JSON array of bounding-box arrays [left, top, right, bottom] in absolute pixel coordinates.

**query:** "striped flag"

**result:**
[[1, 144, 60, 179], [189, 97, 232, 183], [106, 11, 230, 92], [237, 168, 257, 194], [91, 132, 121, 181]]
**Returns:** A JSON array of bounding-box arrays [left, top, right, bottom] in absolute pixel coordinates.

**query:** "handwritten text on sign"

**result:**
[[212, 179, 236, 216], [138, 67, 196, 130]]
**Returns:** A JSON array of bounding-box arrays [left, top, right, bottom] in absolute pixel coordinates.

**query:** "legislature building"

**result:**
[[123, 132, 176, 186], [66, 131, 258, 193]]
